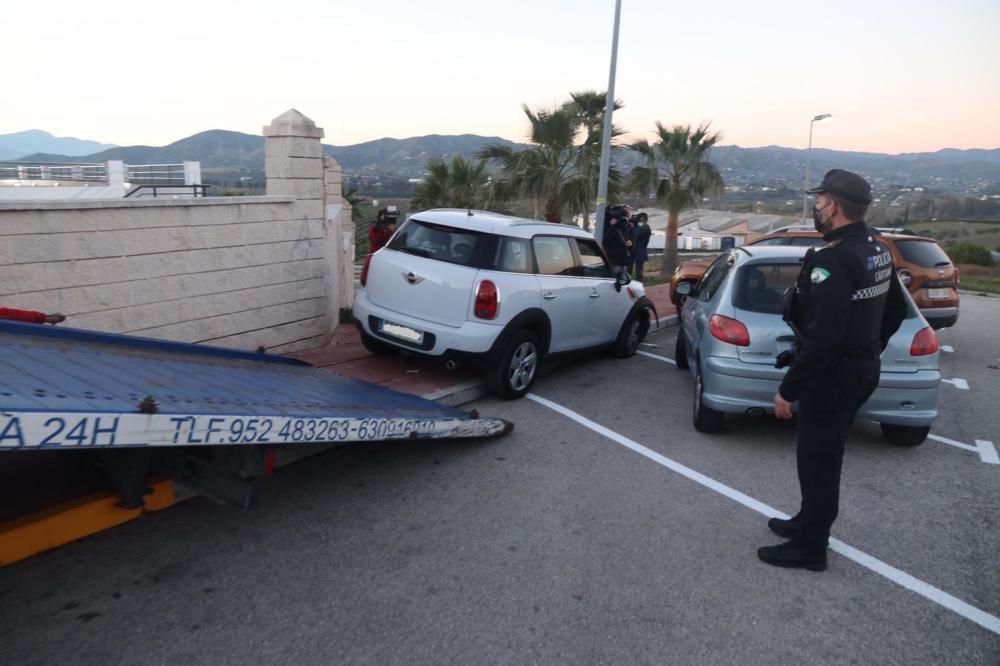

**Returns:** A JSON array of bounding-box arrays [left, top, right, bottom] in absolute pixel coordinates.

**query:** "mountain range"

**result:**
[[5, 128, 999, 191], [0, 130, 117, 161]]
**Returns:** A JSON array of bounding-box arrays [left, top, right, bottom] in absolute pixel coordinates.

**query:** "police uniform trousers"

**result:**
[[793, 357, 880, 551]]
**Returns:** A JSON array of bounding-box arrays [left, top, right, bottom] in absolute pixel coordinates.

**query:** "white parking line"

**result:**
[[929, 434, 1000, 465], [941, 378, 970, 390], [639, 351, 994, 466], [526, 393, 1000, 637], [638, 350, 676, 366], [941, 345, 954, 353]]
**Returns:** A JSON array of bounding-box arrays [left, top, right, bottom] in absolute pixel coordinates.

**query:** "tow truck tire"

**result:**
[[880, 423, 929, 447], [361, 330, 400, 356], [488, 330, 541, 400]]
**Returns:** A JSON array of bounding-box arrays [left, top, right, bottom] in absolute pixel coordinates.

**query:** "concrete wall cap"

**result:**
[[263, 109, 325, 138]]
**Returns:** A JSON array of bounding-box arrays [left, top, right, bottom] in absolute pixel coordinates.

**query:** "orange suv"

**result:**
[[669, 225, 959, 328]]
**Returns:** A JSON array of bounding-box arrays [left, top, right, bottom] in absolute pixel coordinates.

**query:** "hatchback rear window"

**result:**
[[893, 239, 952, 268], [388, 218, 494, 267], [733, 263, 800, 314]]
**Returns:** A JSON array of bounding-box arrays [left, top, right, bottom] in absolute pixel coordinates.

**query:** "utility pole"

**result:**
[[594, 0, 622, 245]]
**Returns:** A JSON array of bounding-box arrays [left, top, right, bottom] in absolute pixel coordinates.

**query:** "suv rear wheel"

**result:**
[[488, 330, 541, 399], [360, 330, 400, 356], [880, 423, 929, 447]]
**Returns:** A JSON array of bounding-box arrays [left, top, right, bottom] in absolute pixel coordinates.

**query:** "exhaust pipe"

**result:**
[[746, 407, 766, 416], [445, 360, 459, 371]]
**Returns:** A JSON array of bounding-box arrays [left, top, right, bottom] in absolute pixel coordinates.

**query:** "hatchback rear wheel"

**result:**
[[488, 330, 541, 399], [880, 423, 929, 447], [693, 360, 724, 433]]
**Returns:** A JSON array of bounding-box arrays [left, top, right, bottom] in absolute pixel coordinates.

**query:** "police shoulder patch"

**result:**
[[810, 267, 831, 284]]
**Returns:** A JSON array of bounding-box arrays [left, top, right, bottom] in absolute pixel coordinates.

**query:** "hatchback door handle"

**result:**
[[543, 292, 557, 300]]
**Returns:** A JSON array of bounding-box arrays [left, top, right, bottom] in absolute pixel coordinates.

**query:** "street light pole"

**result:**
[[801, 113, 832, 223], [594, 0, 622, 245]]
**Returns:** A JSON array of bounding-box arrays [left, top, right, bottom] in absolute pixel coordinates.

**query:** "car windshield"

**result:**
[[893, 239, 952, 268], [733, 262, 800, 314], [387, 219, 492, 267]]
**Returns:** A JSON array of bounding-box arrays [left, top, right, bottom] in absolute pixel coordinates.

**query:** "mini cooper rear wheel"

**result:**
[[489, 330, 541, 399]]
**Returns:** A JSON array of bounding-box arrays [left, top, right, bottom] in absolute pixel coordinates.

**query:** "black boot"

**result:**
[[768, 516, 801, 539], [757, 541, 827, 571]]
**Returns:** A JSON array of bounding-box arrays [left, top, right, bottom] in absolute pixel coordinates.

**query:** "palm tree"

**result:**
[[628, 122, 725, 276], [561, 90, 627, 230], [478, 104, 581, 223], [411, 155, 501, 211]]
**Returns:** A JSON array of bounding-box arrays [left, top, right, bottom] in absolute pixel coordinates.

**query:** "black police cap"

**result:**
[[807, 169, 872, 206]]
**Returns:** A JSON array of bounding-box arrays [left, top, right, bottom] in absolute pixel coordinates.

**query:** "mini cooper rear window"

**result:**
[[388, 219, 494, 267]]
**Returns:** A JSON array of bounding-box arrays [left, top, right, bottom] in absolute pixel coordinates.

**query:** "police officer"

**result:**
[[759, 169, 907, 571]]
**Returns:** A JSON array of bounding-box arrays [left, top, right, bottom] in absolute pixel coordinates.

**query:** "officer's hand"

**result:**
[[773, 393, 794, 419]]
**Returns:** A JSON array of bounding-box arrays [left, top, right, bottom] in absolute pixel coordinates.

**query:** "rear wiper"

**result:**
[[401, 247, 431, 258], [933, 261, 951, 267]]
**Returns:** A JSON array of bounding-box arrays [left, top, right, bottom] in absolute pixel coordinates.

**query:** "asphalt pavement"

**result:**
[[0, 295, 997, 665]]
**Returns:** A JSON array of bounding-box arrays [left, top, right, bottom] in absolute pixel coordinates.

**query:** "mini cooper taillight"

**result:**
[[910, 326, 939, 356], [709, 314, 750, 346], [474, 280, 499, 319], [360, 253, 373, 287]]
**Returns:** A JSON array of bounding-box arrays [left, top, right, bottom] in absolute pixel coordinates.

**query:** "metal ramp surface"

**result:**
[[0, 320, 511, 451]]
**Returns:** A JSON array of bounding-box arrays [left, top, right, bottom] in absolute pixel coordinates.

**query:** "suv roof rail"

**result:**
[[769, 224, 815, 233], [874, 226, 917, 236]]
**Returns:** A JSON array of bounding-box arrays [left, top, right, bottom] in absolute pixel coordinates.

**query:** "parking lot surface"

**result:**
[[1, 296, 997, 664]]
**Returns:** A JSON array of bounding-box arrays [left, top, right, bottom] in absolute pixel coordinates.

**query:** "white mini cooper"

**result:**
[[353, 209, 655, 398]]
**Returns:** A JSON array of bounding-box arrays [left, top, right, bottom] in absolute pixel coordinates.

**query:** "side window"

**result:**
[[789, 237, 825, 247], [497, 237, 532, 273], [697, 253, 734, 301], [575, 238, 612, 278], [751, 237, 788, 246], [532, 236, 578, 276]]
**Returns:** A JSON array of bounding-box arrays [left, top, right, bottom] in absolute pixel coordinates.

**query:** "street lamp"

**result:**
[[801, 113, 832, 223], [593, 0, 622, 245]]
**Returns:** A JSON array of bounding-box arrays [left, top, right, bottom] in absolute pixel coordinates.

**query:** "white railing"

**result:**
[[0, 161, 108, 182]]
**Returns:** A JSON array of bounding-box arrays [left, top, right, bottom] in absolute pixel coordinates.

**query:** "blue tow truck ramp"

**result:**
[[0, 320, 512, 511]]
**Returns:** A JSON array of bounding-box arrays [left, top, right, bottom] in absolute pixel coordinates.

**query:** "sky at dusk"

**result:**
[[5, 0, 999, 154]]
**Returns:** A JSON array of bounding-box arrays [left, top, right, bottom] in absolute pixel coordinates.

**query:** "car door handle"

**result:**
[[543, 292, 557, 300], [589, 290, 600, 298]]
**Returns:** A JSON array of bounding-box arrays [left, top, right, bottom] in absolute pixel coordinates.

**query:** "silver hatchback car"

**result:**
[[675, 246, 940, 446]]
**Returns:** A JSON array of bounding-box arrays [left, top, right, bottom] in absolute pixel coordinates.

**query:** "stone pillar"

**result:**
[[264, 109, 326, 219], [264, 109, 335, 339], [324, 157, 355, 312], [107, 160, 125, 193]]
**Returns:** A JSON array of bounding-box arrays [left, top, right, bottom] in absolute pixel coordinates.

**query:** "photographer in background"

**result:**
[[602, 205, 632, 274], [368, 206, 399, 254], [629, 212, 652, 281]]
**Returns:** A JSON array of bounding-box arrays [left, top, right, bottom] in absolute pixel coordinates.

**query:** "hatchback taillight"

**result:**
[[897, 268, 913, 288], [474, 280, 499, 319], [360, 253, 373, 287], [910, 326, 939, 356], [709, 314, 750, 346]]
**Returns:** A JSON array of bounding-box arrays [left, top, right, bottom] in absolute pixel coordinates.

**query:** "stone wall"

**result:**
[[0, 110, 345, 354]]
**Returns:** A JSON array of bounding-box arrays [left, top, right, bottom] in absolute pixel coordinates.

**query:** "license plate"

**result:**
[[380, 320, 423, 344], [926, 288, 950, 300]]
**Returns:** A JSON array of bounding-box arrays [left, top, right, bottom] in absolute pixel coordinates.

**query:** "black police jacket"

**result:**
[[779, 221, 907, 402]]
